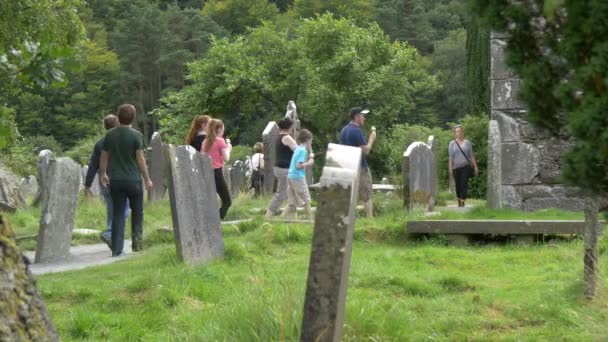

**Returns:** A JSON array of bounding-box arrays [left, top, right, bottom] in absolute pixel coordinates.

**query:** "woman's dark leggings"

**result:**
[[453, 166, 472, 200], [214, 168, 232, 219]]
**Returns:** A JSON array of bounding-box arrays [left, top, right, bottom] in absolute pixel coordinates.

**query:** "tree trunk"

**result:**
[[0, 214, 59, 341]]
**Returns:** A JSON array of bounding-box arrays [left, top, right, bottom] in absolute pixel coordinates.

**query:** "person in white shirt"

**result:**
[[250, 142, 264, 198]]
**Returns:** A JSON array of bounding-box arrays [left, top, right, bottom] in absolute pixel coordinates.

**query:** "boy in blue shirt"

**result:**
[[283, 129, 315, 220]]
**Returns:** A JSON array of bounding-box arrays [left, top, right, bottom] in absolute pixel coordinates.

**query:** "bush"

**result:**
[[2, 135, 64, 177], [65, 135, 101, 165], [230, 145, 251, 163]]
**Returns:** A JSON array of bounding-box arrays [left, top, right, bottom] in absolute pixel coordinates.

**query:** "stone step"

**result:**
[[407, 220, 585, 235]]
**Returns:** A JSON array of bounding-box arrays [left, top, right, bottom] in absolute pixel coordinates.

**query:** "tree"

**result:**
[[291, 0, 376, 22], [201, 0, 280, 34], [431, 28, 467, 123], [155, 15, 438, 173], [375, 0, 467, 55], [465, 13, 490, 116]]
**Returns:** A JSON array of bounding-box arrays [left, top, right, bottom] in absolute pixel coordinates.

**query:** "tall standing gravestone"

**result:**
[[262, 121, 279, 194], [488, 32, 585, 211], [301, 144, 362, 342], [164, 145, 224, 265], [230, 160, 245, 196], [35, 158, 81, 263], [402, 137, 437, 211], [31, 149, 54, 206], [148, 132, 166, 202]]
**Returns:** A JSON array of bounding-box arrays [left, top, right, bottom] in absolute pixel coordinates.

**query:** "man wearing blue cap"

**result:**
[[339, 107, 377, 217]]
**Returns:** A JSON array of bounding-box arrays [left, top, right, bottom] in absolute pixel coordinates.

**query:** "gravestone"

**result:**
[[0, 166, 25, 211], [487, 120, 502, 208], [32, 149, 55, 206], [19, 175, 39, 201], [427, 136, 438, 205], [164, 144, 224, 265], [222, 164, 232, 196], [230, 160, 245, 196], [489, 31, 585, 210], [148, 132, 166, 202], [262, 121, 279, 194], [402, 137, 436, 211], [301, 143, 362, 342], [82, 165, 100, 197], [35, 157, 81, 263]]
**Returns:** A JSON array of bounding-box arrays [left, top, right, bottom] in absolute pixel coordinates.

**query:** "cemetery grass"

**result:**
[[34, 203, 608, 340]]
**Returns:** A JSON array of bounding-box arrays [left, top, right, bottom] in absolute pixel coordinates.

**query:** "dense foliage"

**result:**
[[473, 0, 608, 194]]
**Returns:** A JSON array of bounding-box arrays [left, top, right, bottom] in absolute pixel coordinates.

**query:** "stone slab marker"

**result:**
[[402, 138, 436, 211], [301, 143, 361, 342], [32, 149, 54, 206], [19, 175, 39, 201], [35, 157, 81, 263], [164, 144, 224, 265], [262, 121, 279, 194], [487, 120, 502, 208], [230, 160, 244, 196], [148, 132, 166, 202]]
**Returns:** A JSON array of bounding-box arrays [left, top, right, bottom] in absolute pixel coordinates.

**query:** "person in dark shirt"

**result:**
[[100, 104, 153, 257], [84, 114, 129, 250], [339, 107, 377, 217], [265, 117, 297, 217], [185, 115, 211, 152]]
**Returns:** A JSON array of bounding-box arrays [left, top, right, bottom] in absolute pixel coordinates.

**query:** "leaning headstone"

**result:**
[[402, 138, 436, 211], [32, 149, 55, 206], [0, 166, 26, 211], [262, 121, 279, 194], [230, 160, 245, 196], [164, 145, 224, 265], [19, 175, 39, 201], [35, 157, 81, 263], [301, 143, 362, 342], [148, 132, 166, 202]]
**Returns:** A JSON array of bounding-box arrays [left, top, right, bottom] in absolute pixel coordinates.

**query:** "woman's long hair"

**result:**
[[185, 115, 211, 145], [203, 119, 224, 153]]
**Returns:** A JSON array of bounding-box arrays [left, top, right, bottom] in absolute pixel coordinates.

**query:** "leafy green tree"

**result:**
[[431, 28, 467, 123], [201, 0, 280, 34], [473, 1, 608, 194], [156, 15, 438, 174], [465, 14, 489, 116], [375, 0, 466, 54], [291, 0, 375, 22]]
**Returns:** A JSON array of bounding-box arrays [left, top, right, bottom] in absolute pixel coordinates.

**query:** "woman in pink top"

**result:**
[[202, 119, 232, 219]]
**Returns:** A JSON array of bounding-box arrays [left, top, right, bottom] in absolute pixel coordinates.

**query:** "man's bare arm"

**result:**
[[136, 150, 150, 181]]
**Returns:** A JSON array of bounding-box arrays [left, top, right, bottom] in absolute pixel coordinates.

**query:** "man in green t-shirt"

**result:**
[[100, 104, 153, 257]]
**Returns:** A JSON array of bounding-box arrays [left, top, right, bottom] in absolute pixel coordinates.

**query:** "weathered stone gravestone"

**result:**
[[148, 132, 166, 202], [262, 121, 279, 194], [164, 144, 224, 265], [19, 175, 39, 201], [488, 32, 585, 211], [81, 165, 100, 197], [222, 164, 232, 197], [402, 137, 437, 211], [301, 143, 362, 342], [32, 149, 54, 206], [230, 160, 245, 196], [35, 157, 81, 263], [0, 166, 26, 212]]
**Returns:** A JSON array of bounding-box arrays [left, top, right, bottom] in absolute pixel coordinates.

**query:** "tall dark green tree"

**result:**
[[465, 13, 489, 116]]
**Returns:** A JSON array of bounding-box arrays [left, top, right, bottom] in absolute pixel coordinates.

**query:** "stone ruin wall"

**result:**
[[488, 32, 586, 211]]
